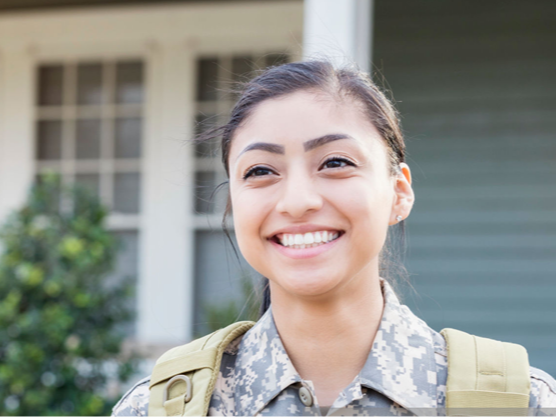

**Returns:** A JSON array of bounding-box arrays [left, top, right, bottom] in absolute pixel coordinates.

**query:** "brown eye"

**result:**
[[320, 157, 356, 170], [243, 166, 274, 179]]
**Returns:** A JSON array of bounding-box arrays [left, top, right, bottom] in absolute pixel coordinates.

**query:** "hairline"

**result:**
[[226, 86, 400, 177]]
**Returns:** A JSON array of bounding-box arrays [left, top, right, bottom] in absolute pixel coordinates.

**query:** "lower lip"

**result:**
[[269, 235, 343, 260]]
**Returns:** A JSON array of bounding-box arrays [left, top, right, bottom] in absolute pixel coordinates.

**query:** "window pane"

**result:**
[[112, 231, 139, 279], [193, 230, 257, 336], [75, 173, 100, 198], [265, 53, 289, 68], [77, 63, 103, 105], [194, 171, 217, 214], [114, 118, 142, 159], [194, 114, 218, 158], [196, 58, 219, 101], [231, 56, 255, 83], [106, 231, 139, 336], [115, 61, 144, 104], [36, 120, 62, 160], [75, 119, 101, 159], [37, 65, 64, 106], [113, 172, 141, 213]]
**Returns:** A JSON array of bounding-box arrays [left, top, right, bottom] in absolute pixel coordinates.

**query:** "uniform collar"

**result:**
[[358, 280, 438, 412], [233, 279, 438, 416]]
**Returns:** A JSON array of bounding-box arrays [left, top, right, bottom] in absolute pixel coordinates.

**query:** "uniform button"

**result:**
[[298, 386, 313, 407]]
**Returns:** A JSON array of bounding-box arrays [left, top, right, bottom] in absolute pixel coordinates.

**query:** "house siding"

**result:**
[[374, 0, 556, 376]]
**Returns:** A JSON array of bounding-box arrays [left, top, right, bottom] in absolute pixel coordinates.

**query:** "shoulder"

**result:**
[[431, 328, 556, 410], [110, 336, 244, 417], [111, 376, 151, 417], [529, 366, 556, 409]]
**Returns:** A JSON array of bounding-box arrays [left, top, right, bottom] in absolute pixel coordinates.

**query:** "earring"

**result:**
[[396, 215, 403, 222]]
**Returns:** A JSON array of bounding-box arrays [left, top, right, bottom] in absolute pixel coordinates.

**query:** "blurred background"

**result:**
[[0, 0, 554, 412]]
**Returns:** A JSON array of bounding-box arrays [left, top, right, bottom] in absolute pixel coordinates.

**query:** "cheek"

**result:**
[[324, 177, 392, 221], [230, 187, 275, 268], [324, 178, 392, 248]]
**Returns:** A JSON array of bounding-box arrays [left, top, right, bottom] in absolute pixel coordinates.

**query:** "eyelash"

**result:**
[[320, 156, 357, 170], [243, 166, 275, 180], [242, 157, 356, 180]]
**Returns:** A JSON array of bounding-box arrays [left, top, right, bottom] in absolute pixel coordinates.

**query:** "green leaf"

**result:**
[[0, 173, 141, 415]]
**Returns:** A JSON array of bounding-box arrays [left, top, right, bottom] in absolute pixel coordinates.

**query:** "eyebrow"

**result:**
[[237, 133, 354, 160], [237, 142, 285, 158], [303, 133, 354, 151]]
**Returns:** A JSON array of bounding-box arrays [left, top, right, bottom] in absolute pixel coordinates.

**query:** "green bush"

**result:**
[[0, 173, 140, 415]]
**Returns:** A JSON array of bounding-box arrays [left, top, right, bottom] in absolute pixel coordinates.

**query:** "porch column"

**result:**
[[0, 48, 34, 229], [138, 40, 194, 345]]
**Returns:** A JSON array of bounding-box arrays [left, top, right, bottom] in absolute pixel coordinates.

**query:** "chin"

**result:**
[[273, 270, 343, 298]]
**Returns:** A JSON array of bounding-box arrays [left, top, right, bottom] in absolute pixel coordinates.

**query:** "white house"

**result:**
[[1, 0, 555, 376]]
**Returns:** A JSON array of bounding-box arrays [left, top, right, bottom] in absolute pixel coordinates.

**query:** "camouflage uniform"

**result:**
[[112, 280, 556, 416]]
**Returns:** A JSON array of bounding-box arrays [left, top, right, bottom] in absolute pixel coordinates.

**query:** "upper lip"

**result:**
[[267, 224, 344, 238]]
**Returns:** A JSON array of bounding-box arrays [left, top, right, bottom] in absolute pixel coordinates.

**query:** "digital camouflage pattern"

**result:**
[[112, 280, 556, 416]]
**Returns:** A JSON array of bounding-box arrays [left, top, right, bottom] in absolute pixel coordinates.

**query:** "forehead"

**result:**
[[230, 90, 388, 157]]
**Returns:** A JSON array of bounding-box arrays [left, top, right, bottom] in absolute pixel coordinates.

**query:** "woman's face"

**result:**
[[228, 90, 414, 300]]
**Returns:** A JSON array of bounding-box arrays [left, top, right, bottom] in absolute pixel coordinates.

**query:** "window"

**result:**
[[35, 60, 144, 335], [35, 61, 143, 214]]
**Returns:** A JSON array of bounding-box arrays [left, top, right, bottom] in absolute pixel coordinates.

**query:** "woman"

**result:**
[[112, 61, 556, 416]]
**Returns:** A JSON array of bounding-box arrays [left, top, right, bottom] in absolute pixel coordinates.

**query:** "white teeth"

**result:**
[[277, 230, 341, 249], [314, 232, 322, 243]]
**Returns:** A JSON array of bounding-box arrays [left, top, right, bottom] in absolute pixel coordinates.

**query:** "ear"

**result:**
[[389, 162, 415, 225]]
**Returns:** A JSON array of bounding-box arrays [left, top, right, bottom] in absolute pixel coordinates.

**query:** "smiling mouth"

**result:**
[[270, 230, 344, 249]]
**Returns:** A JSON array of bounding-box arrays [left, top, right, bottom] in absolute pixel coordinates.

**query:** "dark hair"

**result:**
[[197, 60, 409, 317]]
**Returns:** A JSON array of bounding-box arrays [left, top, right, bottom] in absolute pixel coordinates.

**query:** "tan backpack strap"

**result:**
[[441, 328, 530, 416], [148, 321, 255, 416]]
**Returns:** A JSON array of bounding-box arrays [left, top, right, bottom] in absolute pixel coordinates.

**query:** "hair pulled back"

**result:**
[[197, 60, 409, 316]]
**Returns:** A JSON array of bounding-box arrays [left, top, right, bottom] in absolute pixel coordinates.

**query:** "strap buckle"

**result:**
[[163, 375, 192, 404]]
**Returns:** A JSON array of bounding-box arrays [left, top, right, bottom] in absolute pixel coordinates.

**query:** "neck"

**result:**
[[269, 269, 385, 407]]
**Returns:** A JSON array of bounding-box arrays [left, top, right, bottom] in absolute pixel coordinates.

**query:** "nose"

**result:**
[[275, 171, 323, 219]]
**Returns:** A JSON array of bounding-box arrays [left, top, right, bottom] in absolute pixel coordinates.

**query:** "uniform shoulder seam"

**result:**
[[431, 328, 448, 358], [434, 349, 447, 359], [530, 367, 556, 396], [112, 375, 151, 413]]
